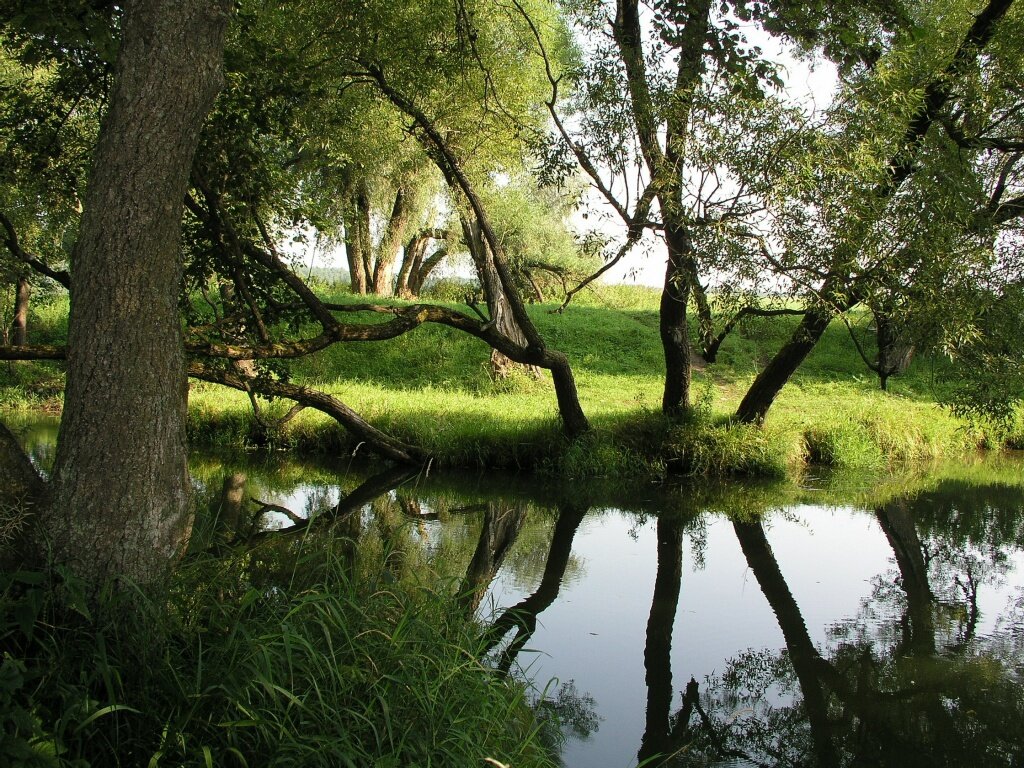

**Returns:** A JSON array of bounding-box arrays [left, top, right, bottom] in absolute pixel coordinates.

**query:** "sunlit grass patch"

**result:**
[[8, 288, 1017, 478]]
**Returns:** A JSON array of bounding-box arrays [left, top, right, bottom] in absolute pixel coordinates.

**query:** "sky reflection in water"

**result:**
[[10, 418, 1024, 767]]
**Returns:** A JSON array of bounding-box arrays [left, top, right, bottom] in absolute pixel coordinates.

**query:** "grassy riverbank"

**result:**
[[0, 535, 559, 767], [3, 284, 1022, 478]]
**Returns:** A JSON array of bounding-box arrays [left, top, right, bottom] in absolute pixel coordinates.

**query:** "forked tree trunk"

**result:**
[[372, 186, 414, 296], [395, 231, 447, 299], [44, 0, 230, 586], [394, 232, 426, 299], [409, 245, 446, 297], [11, 275, 29, 346], [612, 0, 709, 418], [461, 215, 540, 379]]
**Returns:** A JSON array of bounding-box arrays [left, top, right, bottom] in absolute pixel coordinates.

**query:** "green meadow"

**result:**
[[4, 283, 1021, 479]]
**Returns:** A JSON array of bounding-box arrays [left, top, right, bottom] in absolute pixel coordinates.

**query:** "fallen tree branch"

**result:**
[[187, 361, 427, 465], [0, 344, 66, 360], [0, 344, 424, 464]]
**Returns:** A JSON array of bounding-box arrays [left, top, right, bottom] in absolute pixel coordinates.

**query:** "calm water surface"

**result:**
[[12, 419, 1024, 767]]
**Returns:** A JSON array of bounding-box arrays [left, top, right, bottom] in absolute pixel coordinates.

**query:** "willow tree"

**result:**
[[177, 0, 592, 435], [729, 0, 1022, 424], [522, 0, 805, 416]]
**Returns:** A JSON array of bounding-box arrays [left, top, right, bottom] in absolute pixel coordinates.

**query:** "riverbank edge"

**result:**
[[8, 386, 1020, 481]]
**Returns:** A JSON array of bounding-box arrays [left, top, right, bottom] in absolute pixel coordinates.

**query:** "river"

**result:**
[[10, 417, 1024, 767]]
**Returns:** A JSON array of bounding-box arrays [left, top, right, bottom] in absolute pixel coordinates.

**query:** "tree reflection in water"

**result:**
[[54, 444, 1021, 768], [673, 483, 1024, 768]]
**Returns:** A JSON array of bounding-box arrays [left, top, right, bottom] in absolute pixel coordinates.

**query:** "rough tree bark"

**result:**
[[11, 275, 29, 346], [43, 0, 231, 586]]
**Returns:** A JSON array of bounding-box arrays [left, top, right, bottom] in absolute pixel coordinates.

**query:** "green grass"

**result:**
[[4, 287, 1020, 478], [0, 539, 559, 768]]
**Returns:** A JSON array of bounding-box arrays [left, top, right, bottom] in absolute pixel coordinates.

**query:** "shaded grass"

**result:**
[[0, 543, 558, 767]]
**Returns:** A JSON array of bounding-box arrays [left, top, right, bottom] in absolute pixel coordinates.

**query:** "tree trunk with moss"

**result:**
[[43, 0, 230, 586]]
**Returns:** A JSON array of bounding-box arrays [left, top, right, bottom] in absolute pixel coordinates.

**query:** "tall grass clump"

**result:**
[[802, 420, 886, 470], [0, 548, 558, 767], [663, 419, 798, 478], [781, 385, 988, 469]]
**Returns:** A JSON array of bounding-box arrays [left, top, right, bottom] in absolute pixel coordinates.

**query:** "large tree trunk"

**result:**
[[372, 186, 414, 296], [44, 0, 230, 586], [394, 231, 425, 299], [735, 305, 834, 425], [11, 275, 29, 346]]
